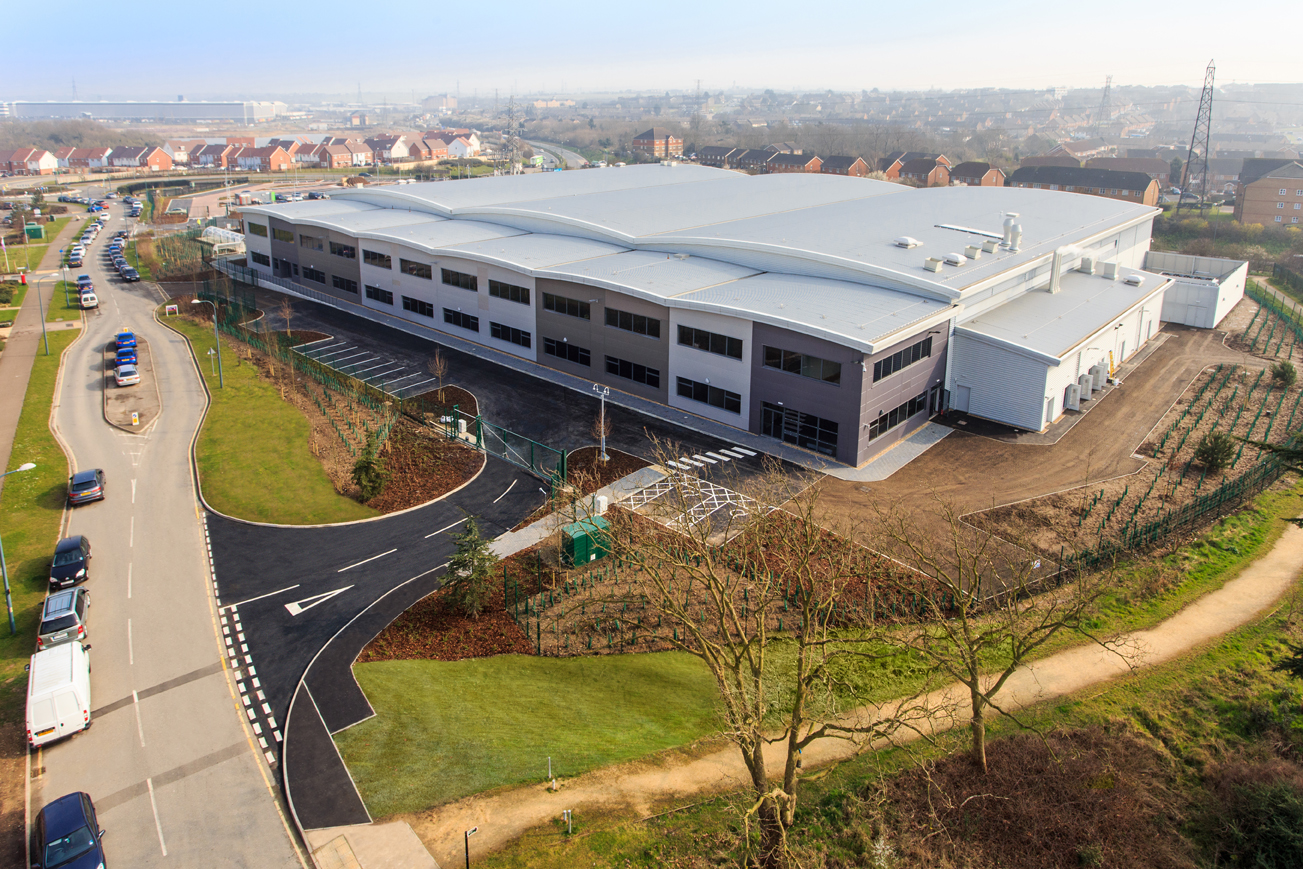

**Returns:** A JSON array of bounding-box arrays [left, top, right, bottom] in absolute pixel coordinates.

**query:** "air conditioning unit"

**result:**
[[1101, 261, 1120, 280], [1078, 256, 1095, 274], [981, 239, 1000, 254]]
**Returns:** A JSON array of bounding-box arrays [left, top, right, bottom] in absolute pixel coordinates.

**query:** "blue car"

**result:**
[[115, 330, 136, 350], [31, 791, 106, 869], [113, 348, 137, 368]]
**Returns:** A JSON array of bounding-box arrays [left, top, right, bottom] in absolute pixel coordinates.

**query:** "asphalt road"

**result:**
[[527, 140, 587, 169], [33, 202, 304, 867]]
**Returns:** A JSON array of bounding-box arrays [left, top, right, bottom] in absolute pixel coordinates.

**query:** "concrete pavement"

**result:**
[[32, 200, 306, 867]]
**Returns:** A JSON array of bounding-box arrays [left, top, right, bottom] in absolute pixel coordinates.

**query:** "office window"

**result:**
[[543, 337, 591, 366], [402, 296, 434, 318], [246, 222, 267, 237], [605, 307, 661, 338], [1281, 188, 1289, 195], [332, 275, 358, 294], [677, 325, 743, 360], [443, 308, 479, 332], [542, 292, 590, 320], [872, 336, 933, 382], [329, 241, 356, 259], [363, 249, 391, 269], [299, 234, 322, 251], [605, 355, 659, 388], [251, 251, 270, 266], [490, 322, 531, 348], [441, 268, 476, 290], [302, 267, 325, 284], [365, 285, 393, 305], [272, 228, 293, 243], [760, 403, 838, 457], [676, 377, 741, 414], [1295, 203, 1301, 210], [401, 259, 433, 280], [867, 392, 929, 441], [1277, 216, 1284, 223], [762, 346, 841, 385], [488, 279, 530, 305]]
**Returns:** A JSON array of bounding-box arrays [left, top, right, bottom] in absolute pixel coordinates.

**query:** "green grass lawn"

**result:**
[[336, 652, 720, 817], [1, 281, 29, 313], [45, 281, 85, 323], [2, 216, 75, 274], [160, 313, 376, 524], [0, 329, 77, 726]]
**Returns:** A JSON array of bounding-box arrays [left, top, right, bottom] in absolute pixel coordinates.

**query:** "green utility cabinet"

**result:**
[[561, 516, 611, 567], [25, 223, 44, 240]]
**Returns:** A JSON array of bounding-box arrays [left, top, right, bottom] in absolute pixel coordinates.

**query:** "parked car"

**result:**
[[67, 469, 105, 505], [113, 347, 137, 367], [49, 536, 92, 588], [75, 275, 92, 288], [122, 268, 140, 282], [36, 588, 90, 651], [115, 330, 136, 350], [26, 648, 93, 749], [29, 792, 105, 867], [114, 364, 139, 387], [78, 291, 98, 309]]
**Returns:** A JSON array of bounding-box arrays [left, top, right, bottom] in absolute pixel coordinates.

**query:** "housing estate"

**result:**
[[1234, 161, 1303, 226], [1006, 166, 1160, 206]]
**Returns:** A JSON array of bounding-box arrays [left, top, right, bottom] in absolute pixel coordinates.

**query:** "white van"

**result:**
[[79, 292, 98, 310], [27, 642, 92, 747]]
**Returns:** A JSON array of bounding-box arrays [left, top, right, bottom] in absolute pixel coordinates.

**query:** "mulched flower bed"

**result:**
[[565, 445, 650, 491], [362, 422, 485, 513]]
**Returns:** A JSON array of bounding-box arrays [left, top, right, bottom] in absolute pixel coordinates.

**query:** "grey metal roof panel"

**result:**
[[541, 251, 760, 299], [444, 233, 627, 270], [242, 200, 379, 221], [957, 268, 1169, 360], [361, 218, 525, 250], [294, 209, 437, 234], [681, 272, 953, 350]]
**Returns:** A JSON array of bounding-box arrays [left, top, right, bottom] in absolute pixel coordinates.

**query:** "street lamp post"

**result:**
[[464, 827, 477, 869], [31, 272, 55, 356], [191, 299, 224, 388], [592, 383, 609, 462], [0, 462, 38, 635]]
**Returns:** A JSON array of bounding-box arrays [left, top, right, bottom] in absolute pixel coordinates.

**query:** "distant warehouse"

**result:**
[[234, 166, 1243, 468], [8, 100, 286, 123]]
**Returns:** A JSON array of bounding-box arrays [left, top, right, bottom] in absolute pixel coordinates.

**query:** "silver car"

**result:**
[[36, 588, 90, 650]]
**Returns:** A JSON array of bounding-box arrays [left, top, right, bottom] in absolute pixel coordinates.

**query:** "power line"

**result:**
[[1177, 60, 1215, 215]]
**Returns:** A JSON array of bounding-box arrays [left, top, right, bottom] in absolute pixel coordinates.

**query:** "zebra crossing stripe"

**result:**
[[704, 452, 730, 462], [730, 446, 758, 456]]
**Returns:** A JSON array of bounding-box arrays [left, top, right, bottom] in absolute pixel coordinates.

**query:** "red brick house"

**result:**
[[1006, 165, 1160, 206], [142, 146, 173, 171], [236, 146, 290, 172], [194, 144, 236, 168], [734, 149, 775, 173], [819, 156, 869, 177], [765, 153, 822, 174], [898, 157, 950, 186], [631, 127, 683, 158], [1084, 157, 1172, 185], [878, 151, 952, 179], [948, 162, 1005, 187], [697, 146, 740, 168]]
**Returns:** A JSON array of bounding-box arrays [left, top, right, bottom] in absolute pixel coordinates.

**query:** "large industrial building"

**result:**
[[6, 100, 286, 123], [237, 165, 1244, 468]]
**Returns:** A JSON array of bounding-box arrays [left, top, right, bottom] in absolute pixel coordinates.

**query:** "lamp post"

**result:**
[[191, 298, 224, 388], [31, 272, 55, 355], [591, 383, 610, 461], [464, 827, 477, 869], [0, 462, 37, 635]]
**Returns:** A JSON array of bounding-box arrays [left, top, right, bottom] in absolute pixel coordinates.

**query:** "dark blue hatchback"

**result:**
[[31, 791, 106, 869]]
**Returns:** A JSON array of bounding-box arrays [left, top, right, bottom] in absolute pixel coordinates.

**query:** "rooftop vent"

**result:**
[[924, 257, 944, 273], [1009, 224, 1023, 253], [673, 253, 690, 260], [964, 244, 982, 259], [981, 240, 1000, 254], [943, 252, 968, 266], [1002, 212, 1020, 247], [1078, 256, 1095, 275], [1101, 261, 1120, 280], [1124, 274, 1145, 287], [894, 236, 923, 249]]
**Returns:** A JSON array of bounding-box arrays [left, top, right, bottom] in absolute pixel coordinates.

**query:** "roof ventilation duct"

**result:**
[[1124, 274, 1145, 287], [1048, 246, 1074, 294], [1009, 224, 1023, 253], [964, 244, 982, 259], [1078, 256, 1095, 275], [1002, 212, 1020, 247], [924, 257, 944, 272], [943, 252, 968, 266], [1101, 261, 1119, 280], [894, 236, 923, 248], [982, 239, 1000, 254]]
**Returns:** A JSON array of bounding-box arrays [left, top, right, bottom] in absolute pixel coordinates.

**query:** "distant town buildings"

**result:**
[[1234, 161, 1303, 226], [632, 128, 683, 159], [1006, 165, 1160, 206]]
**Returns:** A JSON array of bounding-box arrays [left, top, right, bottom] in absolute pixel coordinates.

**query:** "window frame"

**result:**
[[364, 284, 393, 305], [441, 268, 476, 290], [271, 227, 294, 243], [761, 345, 842, 385], [677, 325, 743, 360], [443, 308, 479, 332], [331, 275, 359, 294], [543, 336, 591, 367], [604, 355, 660, 389], [401, 259, 433, 280], [542, 292, 591, 320], [489, 321, 532, 348], [302, 266, 325, 284], [676, 376, 741, 414], [250, 251, 270, 266], [246, 222, 268, 237], [488, 279, 531, 306], [402, 295, 434, 318], [604, 306, 661, 339], [362, 249, 392, 269]]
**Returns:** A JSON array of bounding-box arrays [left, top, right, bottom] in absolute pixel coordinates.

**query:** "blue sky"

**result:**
[[5, 1, 1298, 101]]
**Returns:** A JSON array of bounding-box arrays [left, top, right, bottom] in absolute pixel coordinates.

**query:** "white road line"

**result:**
[[679, 456, 704, 467], [665, 461, 682, 470], [337, 549, 397, 573], [493, 479, 518, 504], [424, 518, 468, 539], [221, 584, 301, 610], [127, 619, 133, 665], [692, 454, 717, 464], [127, 563, 132, 599], [146, 778, 168, 856], [129, 516, 134, 548], [731, 446, 758, 456], [704, 452, 731, 462], [132, 691, 146, 747], [131, 479, 136, 504]]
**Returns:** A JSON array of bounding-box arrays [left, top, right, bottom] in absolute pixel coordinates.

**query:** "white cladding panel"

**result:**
[[950, 333, 1050, 431], [1161, 282, 1218, 329], [667, 309, 753, 427], [244, 223, 271, 260]]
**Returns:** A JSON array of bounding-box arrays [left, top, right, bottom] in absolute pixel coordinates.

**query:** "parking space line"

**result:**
[[132, 691, 146, 747], [337, 549, 398, 573], [146, 779, 168, 856], [222, 584, 301, 610], [425, 518, 468, 539], [493, 480, 518, 503], [128, 619, 133, 665]]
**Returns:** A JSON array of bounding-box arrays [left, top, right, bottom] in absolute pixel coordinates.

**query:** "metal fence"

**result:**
[[1273, 263, 1303, 298]]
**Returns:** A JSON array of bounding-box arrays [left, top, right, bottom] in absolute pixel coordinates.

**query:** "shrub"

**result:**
[[1202, 759, 1303, 869], [1194, 432, 1236, 472], [445, 518, 497, 618], [1272, 361, 1297, 388], [351, 435, 387, 501]]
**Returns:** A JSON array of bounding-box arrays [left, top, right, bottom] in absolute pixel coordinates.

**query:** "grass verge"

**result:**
[[126, 244, 154, 281], [45, 281, 85, 323], [2, 216, 74, 273], [0, 329, 77, 725], [160, 312, 376, 524], [335, 652, 720, 817]]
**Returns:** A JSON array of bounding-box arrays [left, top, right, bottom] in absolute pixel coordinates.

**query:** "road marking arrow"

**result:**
[[285, 586, 354, 617]]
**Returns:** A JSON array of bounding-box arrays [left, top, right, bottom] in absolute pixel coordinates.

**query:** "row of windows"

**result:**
[[542, 292, 590, 320], [442, 268, 476, 290], [676, 377, 741, 414], [1277, 189, 1303, 196], [328, 241, 356, 259], [403, 259, 432, 280], [247, 222, 268, 237], [272, 227, 294, 243], [1275, 202, 1303, 209], [606, 307, 660, 338], [873, 336, 932, 383], [606, 356, 659, 388], [867, 392, 929, 441], [251, 251, 270, 266], [1275, 216, 1300, 224], [491, 322, 531, 348], [489, 279, 530, 305], [332, 276, 358, 294], [303, 266, 325, 284], [403, 296, 434, 318], [543, 337, 591, 366], [444, 308, 479, 331], [762, 346, 842, 385], [760, 403, 838, 457], [299, 234, 322, 251], [678, 325, 743, 360], [363, 249, 391, 269], [365, 285, 393, 305]]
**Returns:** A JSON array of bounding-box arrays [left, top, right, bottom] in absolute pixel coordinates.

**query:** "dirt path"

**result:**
[[399, 517, 1303, 865]]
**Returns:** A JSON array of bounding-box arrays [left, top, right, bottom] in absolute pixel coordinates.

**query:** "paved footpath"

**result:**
[[398, 518, 1303, 866]]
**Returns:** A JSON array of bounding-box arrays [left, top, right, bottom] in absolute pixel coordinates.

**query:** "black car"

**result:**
[[31, 791, 106, 869], [50, 536, 92, 589], [67, 469, 105, 505], [122, 268, 140, 282]]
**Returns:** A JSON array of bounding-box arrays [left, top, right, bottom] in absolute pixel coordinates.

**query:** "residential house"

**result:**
[[344, 141, 374, 166], [631, 127, 683, 159], [319, 144, 354, 169], [294, 144, 326, 165], [419, 138, 449, 160], [1084, 157, 1173, 185], [697, 146, 740, 168], [194, 144, 236, 169], [1006, 165, 1160, 206], [1206, 157, 1244, 193], [766, 153, 822, 174], [819, 156, 869, 177], [1047, 138, 1113, 161], [141, 146, 173, 171], [1234, 161, 1303, 226], [4, 148, 57, 175], [765, 142, 802, 155], [67, 147, 114, 170], [366, 134, 419, 162], [109, 146, 147, 168], [898, 157, 950, 186], [878, 152, 953, 179], [163, 139, 207, 165], [52, 147, 76, 169], [948, 161, 1005, 187], [734, 149, 775, 173], [236, 145, 290, 172], [425, 129, 480, 155]]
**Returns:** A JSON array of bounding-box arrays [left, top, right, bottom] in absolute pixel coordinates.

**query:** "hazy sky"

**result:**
[[5, 0, 1298, 102]]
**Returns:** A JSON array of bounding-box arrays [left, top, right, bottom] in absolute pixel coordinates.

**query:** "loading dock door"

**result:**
[[953, 385, 971, 413]]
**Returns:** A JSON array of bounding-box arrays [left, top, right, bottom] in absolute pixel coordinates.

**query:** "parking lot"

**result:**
[[294, 338, 443, 399]]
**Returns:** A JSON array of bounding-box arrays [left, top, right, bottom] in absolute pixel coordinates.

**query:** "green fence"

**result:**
[[1247, 280, 1303, 339], [1273, 264, 1303, 299]]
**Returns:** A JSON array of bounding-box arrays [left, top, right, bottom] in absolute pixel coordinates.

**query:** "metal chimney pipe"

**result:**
[[1009, 224, 1022, 252]]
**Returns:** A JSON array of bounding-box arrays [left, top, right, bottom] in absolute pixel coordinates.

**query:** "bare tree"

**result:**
[[426, 351, 448, 404], [278, 295, 294, 338], [592, 442, 926, 868], [866, 494, 1122, 773]]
